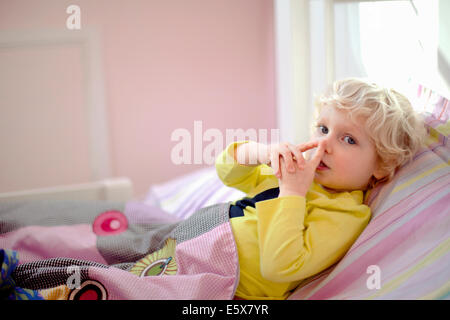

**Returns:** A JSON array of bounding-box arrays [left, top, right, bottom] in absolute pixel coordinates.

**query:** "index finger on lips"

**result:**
[[311, 140, 326, 167]]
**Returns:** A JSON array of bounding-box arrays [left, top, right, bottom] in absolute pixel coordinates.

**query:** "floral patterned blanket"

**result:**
[[0, 200, 238, 300]]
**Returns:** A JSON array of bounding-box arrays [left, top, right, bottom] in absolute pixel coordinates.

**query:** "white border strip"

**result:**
[[0, 177, 133, 202]]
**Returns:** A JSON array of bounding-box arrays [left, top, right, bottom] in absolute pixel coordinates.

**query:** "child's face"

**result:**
[[311, 105, 385, 192]]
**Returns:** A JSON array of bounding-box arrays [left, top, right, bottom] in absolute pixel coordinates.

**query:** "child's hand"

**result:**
[[276, 140, 326, 197], [269, 141, 321, 178]]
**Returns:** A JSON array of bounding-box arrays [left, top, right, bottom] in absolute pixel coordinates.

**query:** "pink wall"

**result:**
[[0, 0, 276, 198]]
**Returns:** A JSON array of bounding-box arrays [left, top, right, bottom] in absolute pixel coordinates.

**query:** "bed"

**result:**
[[1, 85, 449, 300]]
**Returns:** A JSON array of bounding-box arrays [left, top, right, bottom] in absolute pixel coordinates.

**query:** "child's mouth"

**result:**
[[316, 161, 329, 171]]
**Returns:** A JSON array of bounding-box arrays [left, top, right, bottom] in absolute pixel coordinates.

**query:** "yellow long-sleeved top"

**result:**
[[216, 141, 371, 300]]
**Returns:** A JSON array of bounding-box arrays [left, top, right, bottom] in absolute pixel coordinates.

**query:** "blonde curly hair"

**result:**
[[314, 78, 427, 189]]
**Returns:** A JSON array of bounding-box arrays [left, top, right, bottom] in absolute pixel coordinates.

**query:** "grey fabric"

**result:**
[[172, 202, 231, 242], [97, 202, 232, 265], [13, 257, 107, 290]]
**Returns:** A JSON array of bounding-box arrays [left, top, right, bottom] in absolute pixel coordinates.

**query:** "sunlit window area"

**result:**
[[359, 0, 443, 107]]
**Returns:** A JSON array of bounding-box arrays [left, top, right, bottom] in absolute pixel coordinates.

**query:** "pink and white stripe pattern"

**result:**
[[144, 167, 245, 220]]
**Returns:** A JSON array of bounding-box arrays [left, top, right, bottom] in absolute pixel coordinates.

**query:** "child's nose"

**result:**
[[319, 137, 331, 153]]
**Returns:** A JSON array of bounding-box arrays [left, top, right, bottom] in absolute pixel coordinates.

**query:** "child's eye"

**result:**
[[318, 125, 328, 135], [344, 136, 356, 145]]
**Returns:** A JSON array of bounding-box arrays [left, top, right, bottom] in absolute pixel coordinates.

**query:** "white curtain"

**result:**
[[274, 0, 448, 144], [274, 0, 367, 144]]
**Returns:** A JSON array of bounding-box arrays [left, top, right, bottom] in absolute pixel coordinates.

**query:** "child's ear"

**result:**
[[373, 161, 390, 180]]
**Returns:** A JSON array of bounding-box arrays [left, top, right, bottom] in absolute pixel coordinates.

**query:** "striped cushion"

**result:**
[[144, 88, 449, 299]]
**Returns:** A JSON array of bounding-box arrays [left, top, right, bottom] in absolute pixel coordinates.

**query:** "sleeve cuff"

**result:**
[[225, 140, 249, 164]]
